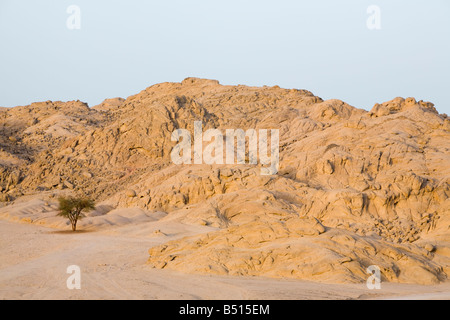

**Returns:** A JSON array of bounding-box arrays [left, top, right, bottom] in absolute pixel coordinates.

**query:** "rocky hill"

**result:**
[[0, 78, 449, 284]]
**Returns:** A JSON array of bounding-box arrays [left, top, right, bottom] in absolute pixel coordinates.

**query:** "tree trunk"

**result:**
[[70, 211, 81, 232]]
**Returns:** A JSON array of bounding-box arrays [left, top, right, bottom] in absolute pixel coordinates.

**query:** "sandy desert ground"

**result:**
[[0, 209, 449, 300]]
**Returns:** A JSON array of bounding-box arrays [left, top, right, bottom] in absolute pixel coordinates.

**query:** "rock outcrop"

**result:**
[[0, 78, 449, 284]]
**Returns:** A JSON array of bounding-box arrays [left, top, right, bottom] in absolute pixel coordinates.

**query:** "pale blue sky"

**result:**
[[0, 0, 449, 114]]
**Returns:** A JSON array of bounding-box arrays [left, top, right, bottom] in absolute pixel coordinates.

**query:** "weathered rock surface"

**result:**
[[0, 78, 448, 284]]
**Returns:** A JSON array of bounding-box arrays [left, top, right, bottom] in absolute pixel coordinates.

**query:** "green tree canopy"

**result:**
[[57, 197, 95, 231]]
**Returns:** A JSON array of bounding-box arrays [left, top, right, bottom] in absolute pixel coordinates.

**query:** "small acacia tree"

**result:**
[[57, 196, 95, 231]]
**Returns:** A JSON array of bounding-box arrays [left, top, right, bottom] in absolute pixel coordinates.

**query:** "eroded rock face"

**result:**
[[1, 78, 449, 284]]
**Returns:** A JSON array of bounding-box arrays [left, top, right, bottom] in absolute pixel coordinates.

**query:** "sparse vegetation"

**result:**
[[215, 207, 231, 228], [57, 196, 95, 231]]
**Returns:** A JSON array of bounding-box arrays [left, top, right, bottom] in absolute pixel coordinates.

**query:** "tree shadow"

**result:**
[[46, 229, 96, 235]]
